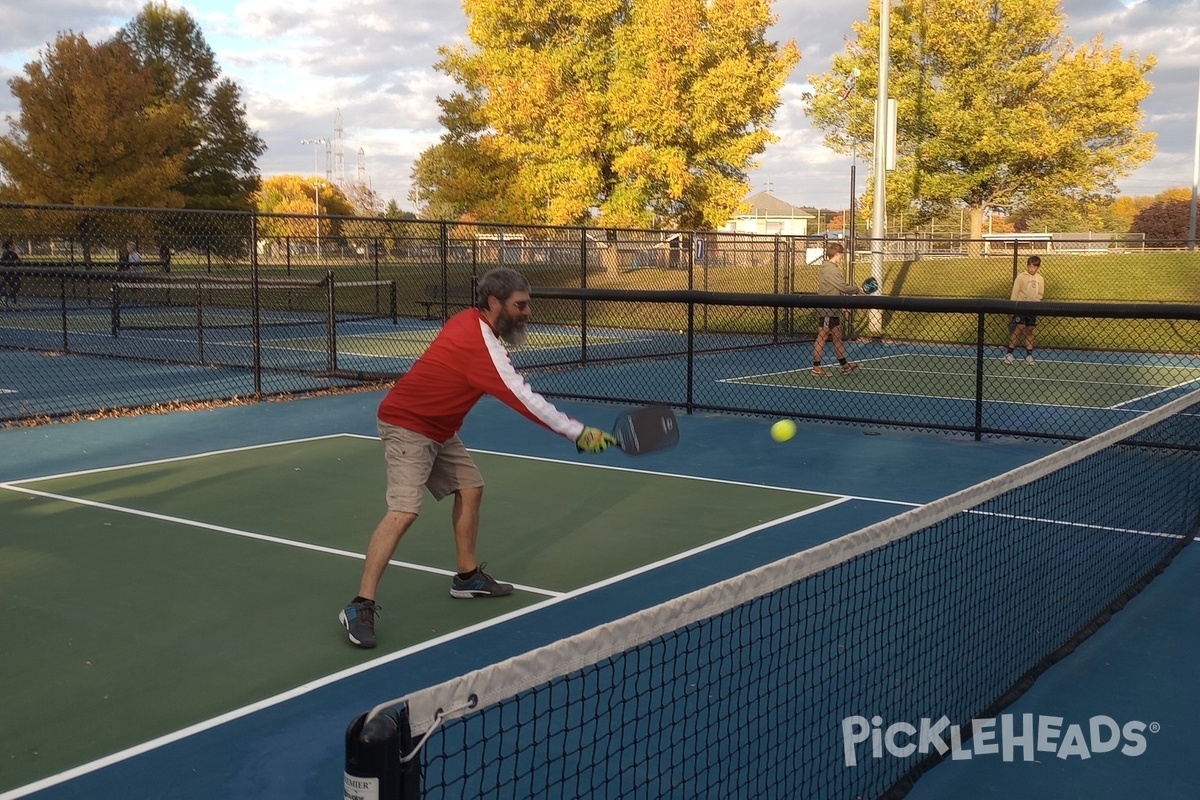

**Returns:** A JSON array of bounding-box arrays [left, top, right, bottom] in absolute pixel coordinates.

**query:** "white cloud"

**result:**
[[1, 0, 1196, 214]]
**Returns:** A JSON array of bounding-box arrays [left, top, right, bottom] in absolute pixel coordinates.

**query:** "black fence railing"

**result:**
[[3, 203, 1198, 433]]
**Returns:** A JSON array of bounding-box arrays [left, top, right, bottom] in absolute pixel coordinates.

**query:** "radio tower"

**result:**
[[354, 147, 379, 213], [333, 109, 346, 189]]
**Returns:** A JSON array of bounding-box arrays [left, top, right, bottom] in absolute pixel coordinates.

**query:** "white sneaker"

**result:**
[[1025, 354, 1035, 365], [1003, 353, 1014, 364]]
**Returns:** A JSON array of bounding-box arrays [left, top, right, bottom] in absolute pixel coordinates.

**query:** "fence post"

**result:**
[[974, 312, 986, 441], [439, 221, 449, 320], [579, 227, 589, 361], [251, 212, 262, 397]]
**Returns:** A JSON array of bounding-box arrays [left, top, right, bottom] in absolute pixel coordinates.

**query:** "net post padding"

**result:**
[[377, 388, 1200, 739], [344, 704, 421, 800]]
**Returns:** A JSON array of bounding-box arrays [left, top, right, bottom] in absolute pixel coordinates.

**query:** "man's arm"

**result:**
[[818, 262, 859, 296], [467, 319, 586, 440]]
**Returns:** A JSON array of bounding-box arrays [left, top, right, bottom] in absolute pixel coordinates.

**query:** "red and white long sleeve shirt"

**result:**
[[377, 308, 585, 444]]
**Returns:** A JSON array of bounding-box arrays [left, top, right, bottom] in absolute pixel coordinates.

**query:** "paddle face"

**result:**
[[861, 277, 879, 294], [613, 406, 679, 456]]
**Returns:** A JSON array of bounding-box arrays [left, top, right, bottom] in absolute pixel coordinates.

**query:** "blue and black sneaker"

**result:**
[[339, 599, 380, 648], [450, 563, 514, 598]]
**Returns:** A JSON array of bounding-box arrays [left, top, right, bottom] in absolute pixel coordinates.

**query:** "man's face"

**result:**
[[495, 292, 531, 346]]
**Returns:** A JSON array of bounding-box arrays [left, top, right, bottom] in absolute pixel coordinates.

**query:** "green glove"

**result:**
[[576, 426, 617, 454]]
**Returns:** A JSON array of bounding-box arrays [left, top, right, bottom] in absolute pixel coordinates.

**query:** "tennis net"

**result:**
[[350, 392, 1200, 799], [111, 276, 398, 334]]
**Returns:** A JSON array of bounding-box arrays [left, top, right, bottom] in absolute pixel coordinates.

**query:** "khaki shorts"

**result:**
[[377, 420, 484, 513]]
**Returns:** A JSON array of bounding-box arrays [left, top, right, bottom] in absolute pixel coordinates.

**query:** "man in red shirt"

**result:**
[[339, 268, 616, 648]]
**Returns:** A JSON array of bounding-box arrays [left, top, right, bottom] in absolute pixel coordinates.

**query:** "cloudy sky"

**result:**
[[0, 0, 1196, 215]]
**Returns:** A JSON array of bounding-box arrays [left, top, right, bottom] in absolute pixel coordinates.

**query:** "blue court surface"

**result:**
[[1, 390, 1196, 800]]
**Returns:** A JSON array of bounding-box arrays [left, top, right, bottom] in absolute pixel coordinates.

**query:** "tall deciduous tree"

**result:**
[[418, 0, 798, 228], [1130, 198, 1190, 241], [254, 174, 354, 244], [0, 34, 189, 207], [116, 2, 265, 211], [806, 0, 1155, 241]]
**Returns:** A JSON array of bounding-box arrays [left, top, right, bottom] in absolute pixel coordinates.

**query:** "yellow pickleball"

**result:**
[[770, 419, 797, 442]]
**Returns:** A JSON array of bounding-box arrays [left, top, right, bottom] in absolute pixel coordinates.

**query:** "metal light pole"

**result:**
[[1189, 65, 1199, 251], [869, 0, 891, 332], [300, 138, 328, 257]]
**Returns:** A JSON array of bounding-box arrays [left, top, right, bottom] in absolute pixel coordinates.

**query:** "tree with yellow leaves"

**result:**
[[416, 0, 798, 229], [0, 34, 189, 208], [806, 0, 1155, 241], [255, 175, 355, 248]]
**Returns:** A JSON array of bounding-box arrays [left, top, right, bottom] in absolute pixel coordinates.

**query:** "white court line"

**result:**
[[4, 432, 358, 485], [725, 352, 1200, 397], [967, 507, 1192, 541], [0, 481, 565, 595], [7, 432, 915, 502]]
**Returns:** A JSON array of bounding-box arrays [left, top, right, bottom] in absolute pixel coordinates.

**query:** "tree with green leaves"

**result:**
[[0, 34, 189, 208], [805, 0, 1155, 242], [415, 0, 798, 229], [383, 199, 417, 220], [116, 2, 265, 212], [409, 137, 522, 223]]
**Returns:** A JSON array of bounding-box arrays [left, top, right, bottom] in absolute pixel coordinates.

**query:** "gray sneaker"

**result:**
[[451, 563, 514, 598], [1025, 354, 1035, 365], [339, 600, 380, 648]]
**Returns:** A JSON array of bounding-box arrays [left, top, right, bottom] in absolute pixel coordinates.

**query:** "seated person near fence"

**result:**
[[1, 240, 20, 310], [126, 242, 143, 273]]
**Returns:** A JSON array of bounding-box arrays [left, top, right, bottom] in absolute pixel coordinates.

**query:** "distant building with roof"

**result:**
[[722, 191, 814, 236]]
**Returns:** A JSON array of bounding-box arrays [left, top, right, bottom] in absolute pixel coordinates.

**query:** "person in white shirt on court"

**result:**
[[1004, 255, 1045, 364]]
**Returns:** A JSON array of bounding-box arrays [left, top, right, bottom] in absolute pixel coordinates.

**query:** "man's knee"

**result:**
[[457, 485, 484, 504]]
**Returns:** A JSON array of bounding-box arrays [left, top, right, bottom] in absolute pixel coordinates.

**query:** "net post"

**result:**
[[390, 280, 398, 325], [196, 278, 206, 364], [343, 704, 420, 800], [59, 274, 69, 352], [110, 282, 120, 337]]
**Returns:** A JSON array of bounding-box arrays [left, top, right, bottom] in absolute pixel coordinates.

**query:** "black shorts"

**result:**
[[1010, 314, 1037, 328], [818, 314, 842, 330]]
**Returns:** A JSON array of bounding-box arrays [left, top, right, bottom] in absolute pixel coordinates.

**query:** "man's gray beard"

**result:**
[[498, 319, 527, 347]]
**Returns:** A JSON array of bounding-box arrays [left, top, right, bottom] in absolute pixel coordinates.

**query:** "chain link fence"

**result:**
[[3, 203, 1198, 435]]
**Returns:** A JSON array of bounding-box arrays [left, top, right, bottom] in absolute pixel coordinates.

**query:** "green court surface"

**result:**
[[0, 436, 831, 793], [731, 353, 1200, 407]]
